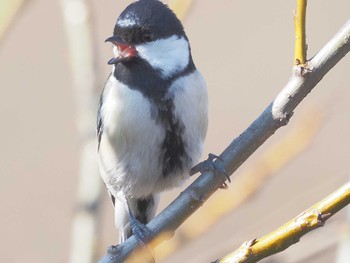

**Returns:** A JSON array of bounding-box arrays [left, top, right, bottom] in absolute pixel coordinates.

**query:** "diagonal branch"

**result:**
[[99, 18, 350, 263], [155, 105, 325, 262]]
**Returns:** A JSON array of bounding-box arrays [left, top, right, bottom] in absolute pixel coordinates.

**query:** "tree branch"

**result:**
[[154, 105, 325, 261], [99, 18, 350, 263], [217, 182, 350, 263]]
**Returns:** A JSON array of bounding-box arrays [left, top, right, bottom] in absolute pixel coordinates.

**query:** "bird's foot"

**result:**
[[124, 199, 155, 261], [129, 216, 154, 246], [125, 200, 154, 246], [190, 153, 230, 189], [128, 215, 155, 263]]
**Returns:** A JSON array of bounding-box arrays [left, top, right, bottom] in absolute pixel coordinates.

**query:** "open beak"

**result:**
[[105, 36, 137, 65]]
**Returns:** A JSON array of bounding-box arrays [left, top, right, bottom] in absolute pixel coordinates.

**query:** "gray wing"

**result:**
[[97, 73, 112, 150]]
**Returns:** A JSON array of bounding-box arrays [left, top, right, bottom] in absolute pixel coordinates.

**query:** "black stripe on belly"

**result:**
[[157, 97, 186, 177], [136, 195, 155, 224], [112, 56, 196, 177]]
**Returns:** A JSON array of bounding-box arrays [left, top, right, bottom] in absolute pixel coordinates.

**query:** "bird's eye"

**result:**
[[143, 33, 154, 42]]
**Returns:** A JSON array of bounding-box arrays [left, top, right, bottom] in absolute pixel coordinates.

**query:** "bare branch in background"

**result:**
[[60, 0, 102, 263], [217, 182, 350, 263], [99, 14, 350, 263], [0, 0, 27, 44]]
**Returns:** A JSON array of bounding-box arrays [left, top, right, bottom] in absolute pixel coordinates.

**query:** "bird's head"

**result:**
[[106, 0, 192, 78]]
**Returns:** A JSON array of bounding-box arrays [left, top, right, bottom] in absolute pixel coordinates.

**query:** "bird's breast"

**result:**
[[98, 71, 207, 198]]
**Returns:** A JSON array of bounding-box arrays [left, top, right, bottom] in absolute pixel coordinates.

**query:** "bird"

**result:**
[[97, 0, 208, 246]]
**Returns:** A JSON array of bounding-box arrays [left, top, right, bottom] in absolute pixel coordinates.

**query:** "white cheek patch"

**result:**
[[136, 36, 190, 78]]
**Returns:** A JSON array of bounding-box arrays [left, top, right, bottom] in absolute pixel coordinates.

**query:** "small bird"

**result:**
[[97, 0, 208, 245]]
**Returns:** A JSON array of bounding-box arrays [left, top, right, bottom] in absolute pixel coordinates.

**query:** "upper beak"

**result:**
[[105, 35, 126, 45], [105, 36, 137, 65]]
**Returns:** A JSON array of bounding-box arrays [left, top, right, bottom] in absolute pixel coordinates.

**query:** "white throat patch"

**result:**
[[135, 36, 190, 78]]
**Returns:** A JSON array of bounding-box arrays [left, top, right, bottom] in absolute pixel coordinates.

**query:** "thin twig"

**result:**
[[294, 0, 307, 65]]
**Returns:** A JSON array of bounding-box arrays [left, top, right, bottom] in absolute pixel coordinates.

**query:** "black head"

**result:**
[[106, 0, 196, 84], [114, 0, 186, 45], [105, 0, 189, 65]]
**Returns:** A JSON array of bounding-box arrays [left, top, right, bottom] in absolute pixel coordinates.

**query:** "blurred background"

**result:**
[[1, 0, 350, 262]]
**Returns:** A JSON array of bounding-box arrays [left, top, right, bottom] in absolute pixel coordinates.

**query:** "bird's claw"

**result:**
[[190, 153, 230, 189], [125, 200, 155, 263], [129, 216, 154, 246]]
